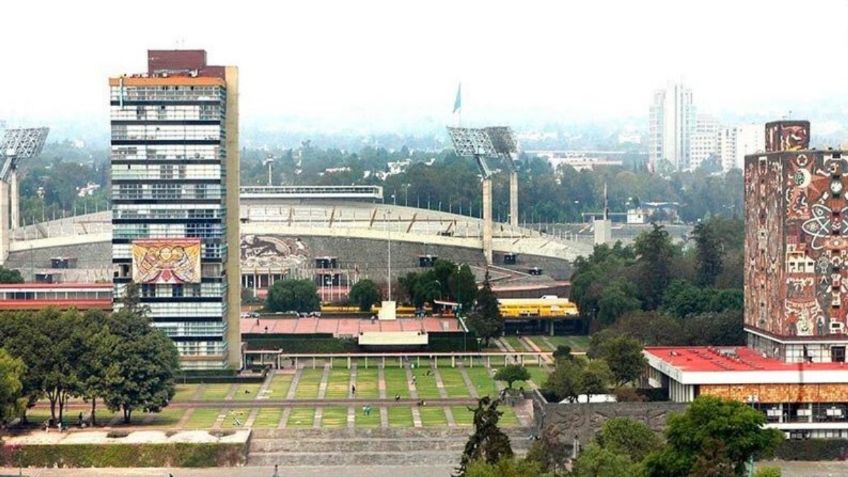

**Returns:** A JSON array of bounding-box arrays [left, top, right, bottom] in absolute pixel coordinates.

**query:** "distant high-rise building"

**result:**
[[717, 127, 737, 172], [109, 50, 241, 369], [690, 114, 720, 170], [735, 123, 766, 169], [648, 83, 695, 171]]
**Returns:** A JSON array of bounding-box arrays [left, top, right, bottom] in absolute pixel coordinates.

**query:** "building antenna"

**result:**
[[603, 182, 609, 221]]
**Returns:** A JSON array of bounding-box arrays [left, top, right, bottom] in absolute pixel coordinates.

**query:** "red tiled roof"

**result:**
[[645, 346, 848, 372]]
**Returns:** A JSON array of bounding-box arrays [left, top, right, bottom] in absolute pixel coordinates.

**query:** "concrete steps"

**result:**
[[247, 427, 534, 466]]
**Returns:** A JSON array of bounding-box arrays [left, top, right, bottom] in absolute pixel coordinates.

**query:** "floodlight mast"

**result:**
[[484, 127, 520, 227], [0, 127, 49, 264], [447, 126, 518, 264]]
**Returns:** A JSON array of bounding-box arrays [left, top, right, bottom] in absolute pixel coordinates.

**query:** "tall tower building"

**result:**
[[109, 50, 241, 369], [690, 114, 720, 170], [717, 126, 737, 172], [648, 83, 695, 171], [735, 123, 766, 169], [743, 120, 848, 363]]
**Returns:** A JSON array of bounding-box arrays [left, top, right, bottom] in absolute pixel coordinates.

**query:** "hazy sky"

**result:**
[[3, 0, 848, 134]]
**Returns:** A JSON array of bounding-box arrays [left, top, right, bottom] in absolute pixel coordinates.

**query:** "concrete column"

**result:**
[[0, 180, 9, 265], [10, 170, 19, 231], [482, 178, 493, 264], [509, 171, 518, 227]]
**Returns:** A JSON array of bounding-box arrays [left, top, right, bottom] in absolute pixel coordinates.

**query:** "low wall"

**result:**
[[534, 400, 687, 446]]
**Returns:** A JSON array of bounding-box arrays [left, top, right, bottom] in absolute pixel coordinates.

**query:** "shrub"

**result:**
[[773, 438, 848, 461]]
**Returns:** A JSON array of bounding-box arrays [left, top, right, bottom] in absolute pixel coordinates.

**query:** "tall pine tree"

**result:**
[[467, 270, 503, 346]]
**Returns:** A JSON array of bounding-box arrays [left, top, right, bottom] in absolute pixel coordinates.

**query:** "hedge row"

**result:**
[[773, 438, 848, 461], [245, 337, 360, 353], [0, 442, 247, 467]]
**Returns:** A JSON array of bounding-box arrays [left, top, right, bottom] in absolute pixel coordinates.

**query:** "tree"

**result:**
[[595, 417, 662, 463], [571, 443, 640, 477], [0, 267, 23, 284], [467, 272, 503, 346], [543, 358, 584, 403], [693, 221, 724, 287], [0, 348, 25, 424], [455, 397, 513, 477], [552, 345, 572, 360], [643, 396, 783, 477], [451, 264, 478, 312], [349, 279, 381, 312], [598, 336, 645, 386], [75, 310, 115, 426], [265, 278, 321, 313], [634, 223, 675, 309], [102, 309, 179, 423], [581, 360, 613, 398], [494, 365, 530, 390], [596, 280, 641, 327], [464, 458, 543, 477]]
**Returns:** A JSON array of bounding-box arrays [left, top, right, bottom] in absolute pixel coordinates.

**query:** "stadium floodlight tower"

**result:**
[[0, 127, 49, 263], [447, 126, 518, 264], [484, 127, 520, 227]]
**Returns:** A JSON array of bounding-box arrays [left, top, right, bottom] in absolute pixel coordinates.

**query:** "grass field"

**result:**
[[294, 369, 324, 399], [465, 367, 499, 398], [354, 367, 380, 399], [418, 406, 448, 427], [199, 383, 232, 401], [527, 366, 550, 387], [325, 369, 352, 399], [321, 406, 349, 428], [383, 368, 410, 399], [172, 384, 201, 402], [502, 335, 531, 351], [222, 408, 250, 428], [232, 383, 262, 401], [387, 406, 413, 427], [253, 408, 283, 428], [286, 407, 315, 428], [438, 368, 471, 398], [354, 406, 381, 428], [451, 406, 474, 426], [546, 335, 590, 352], [184, 408, 219, 428], [146, 407, 185, 427], [264, 373, 294, 400], [411, 369, 442, 399]]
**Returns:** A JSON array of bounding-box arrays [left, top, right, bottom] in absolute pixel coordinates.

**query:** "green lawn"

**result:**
[[411, 368, 441, 399], [465, 367, 498, 398], [184, 408, 219, 428], [354, 406, 381, 428], [499, 406, 520, 427], [419, 406, 448, 427], [222, 408, 250, 428], [25, 408, 53, 426], [438, 368, 471, 398], [326, 369, 352, 399], [383, 368, 410, 399], [172, 384, 201, 402], [451, 406, 474, 426], [146, 407, 185, 427], [527, 367, 551, 387], [546, 335, 590, 352], [232, 383, 262, 401], [355, 368, 380, 399], [265, 374, 294, 400], [502, 335, 531, 351], [436, 357, 454, 368], [253, 408, 283, 428], [387, 406, 413, 427], [294, 369, 324, 399], [199, 383, 232, 401], [321, 407, 349, 428], [286, 407, 315, 428]]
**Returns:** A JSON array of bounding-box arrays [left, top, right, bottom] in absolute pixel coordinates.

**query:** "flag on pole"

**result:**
[[453, 82, 462, 113]]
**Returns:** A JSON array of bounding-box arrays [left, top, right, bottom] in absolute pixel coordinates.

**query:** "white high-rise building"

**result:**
[[648, 83, 695, 171], [735, 123, 765, 169], [690, 114, 720, 170], [717, 127, 738, 172]]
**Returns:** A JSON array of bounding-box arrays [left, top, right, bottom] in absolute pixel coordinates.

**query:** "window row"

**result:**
[[113, 205, 223, 220], [111, 164, 221, 181], [111, 104, 222, 121], [110, 85, 225, 102], [144, 301, 225, 317], [157, 322, 226, 338], [171, 340, 227, 357], [114, 282, 225, 298], [112, 183, 222, 201], [112, 145, 222, 161], [111, 124, 222, 141], [113, 223, 224, 241]]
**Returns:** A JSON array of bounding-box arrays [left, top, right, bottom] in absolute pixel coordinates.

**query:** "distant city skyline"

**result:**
[[3, 0, 848, 137]]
